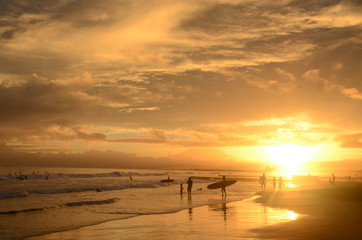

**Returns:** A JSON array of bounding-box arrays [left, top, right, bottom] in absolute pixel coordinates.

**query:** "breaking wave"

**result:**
[[0, 198, 118, 215], [0, 171, 167, 180]]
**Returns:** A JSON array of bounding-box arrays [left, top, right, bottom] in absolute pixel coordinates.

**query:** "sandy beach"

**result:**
[[26, 197, 299, 240], [254, 182, 362, 240], [24, 182, 362, 240]]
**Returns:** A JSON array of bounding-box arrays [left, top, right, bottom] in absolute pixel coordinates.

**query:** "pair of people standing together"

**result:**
[[180, 177, 193, 196]]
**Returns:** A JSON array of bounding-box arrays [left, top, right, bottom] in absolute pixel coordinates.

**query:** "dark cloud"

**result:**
[[76, 131, 106, 141], [108, 138, 167, 144], [0, 77, 83, 122], [0, 74, 99, 143], [286, 0, 341, 11], [0, 0, 64, 16], [50, 0, 122, 28], [145, 129, 167, 140], [1, 29, 16, 39], [0, 54, 71, 77], [180, 3, 278, 34]]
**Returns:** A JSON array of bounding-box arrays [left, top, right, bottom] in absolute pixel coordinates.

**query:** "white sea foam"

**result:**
[[0, 180, 168, 199], [0, 171, 168, 180]]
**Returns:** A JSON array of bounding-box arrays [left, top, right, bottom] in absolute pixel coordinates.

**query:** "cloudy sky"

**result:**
[[1, 0, 362, 164]]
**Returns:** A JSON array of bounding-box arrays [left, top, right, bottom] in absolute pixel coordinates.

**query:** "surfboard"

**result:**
[[160, 179, 174, 183], [207, 179, 237, 189]]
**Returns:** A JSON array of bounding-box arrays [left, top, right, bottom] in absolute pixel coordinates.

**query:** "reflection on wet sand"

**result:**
[[209, 199, 300, 227], [27, 199, 300, 240], [222, 203, 227, 222], [260, 204, 300, 225], [209, 202, 230, 223], [188, 195, 193, 221], [188, 208, 193, 221]]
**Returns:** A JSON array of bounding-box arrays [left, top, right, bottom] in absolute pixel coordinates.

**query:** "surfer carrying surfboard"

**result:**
[[207, 176, 237, 197]]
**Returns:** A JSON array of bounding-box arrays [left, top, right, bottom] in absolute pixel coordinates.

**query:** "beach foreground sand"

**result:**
[[25, 183, 362, 240], [26, 197, 298, 240], [254, 182, 362, 240]]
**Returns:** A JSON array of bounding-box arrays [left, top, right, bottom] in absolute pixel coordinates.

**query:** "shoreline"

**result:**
[[19, 196, 241, 240], [23, 197, 251, 240], [18, 179, 362, 240], [26, 194, 298, 240], [253, 182, 362, 239]]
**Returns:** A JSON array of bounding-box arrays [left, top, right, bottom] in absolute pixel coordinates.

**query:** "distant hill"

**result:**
[[171, 148, 235, 161], [167, 148, 260, 170], [0, 144, 259, 170]]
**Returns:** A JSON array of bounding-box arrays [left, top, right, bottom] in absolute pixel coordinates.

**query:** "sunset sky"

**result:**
[[1, 0, 362, 167]]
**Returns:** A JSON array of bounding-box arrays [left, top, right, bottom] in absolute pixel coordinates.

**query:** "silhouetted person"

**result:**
[[180, 183, 184, 194], [332, 173, 336, 185], [259, 173, 267, 191], [129, 176, 132, 180], [221, 175, 227, 197], [272, 177, 277, 190], [278, 176, 283, 190], [187, 177, 193, 196]]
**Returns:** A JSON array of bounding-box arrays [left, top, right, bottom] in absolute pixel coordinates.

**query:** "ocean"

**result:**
[[0, 167, 264, 240]]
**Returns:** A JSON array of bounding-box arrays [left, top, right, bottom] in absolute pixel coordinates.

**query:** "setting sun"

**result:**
[[265, 144, 317, 175]]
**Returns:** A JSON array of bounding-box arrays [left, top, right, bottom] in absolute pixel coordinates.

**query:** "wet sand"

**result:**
[[25, 182, 362, 240], [254, 182, 362, 240], [26, 198, 299, 240]]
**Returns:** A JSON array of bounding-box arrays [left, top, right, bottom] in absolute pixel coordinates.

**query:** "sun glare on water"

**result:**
[[265, 144, 316, 175]]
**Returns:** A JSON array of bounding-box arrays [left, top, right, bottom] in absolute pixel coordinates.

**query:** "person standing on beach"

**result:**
[[259, 173, 267, 191], [278, 176, 283, 190], [332, 173, 336, 185], [180, 183, 184, 194], [221, 175, 227, 197], [272, 177, 277, 190], [187, 177, 193, 196]]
